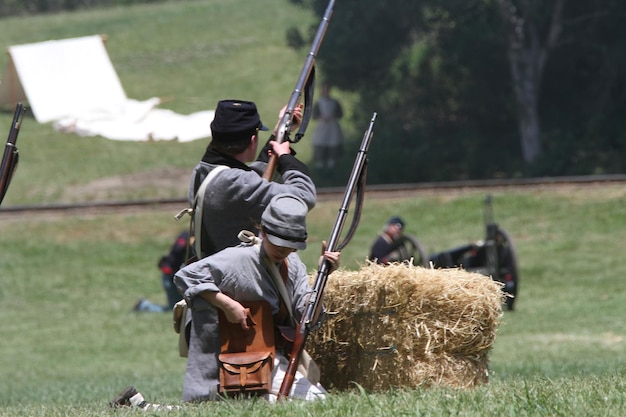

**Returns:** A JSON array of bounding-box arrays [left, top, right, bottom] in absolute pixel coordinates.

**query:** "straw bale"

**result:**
[[306, 262, 505, 392]]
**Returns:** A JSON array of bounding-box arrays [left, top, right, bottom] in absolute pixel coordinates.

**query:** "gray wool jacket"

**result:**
[[174, 242, 312, 402], [187, 147, 316, 257]]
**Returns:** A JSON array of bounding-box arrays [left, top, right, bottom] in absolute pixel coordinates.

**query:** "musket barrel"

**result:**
[[326, 112, 377, 252], [277, 112, 377, 399], [262, 0, 335, 180], [0, 103, 26, 205]]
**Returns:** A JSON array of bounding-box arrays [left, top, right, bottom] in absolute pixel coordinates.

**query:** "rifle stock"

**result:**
[[262, 151, 279, 181], [0, 103, 26, 206], [278, 112, 378, 399], [262, 0, 335, 181]]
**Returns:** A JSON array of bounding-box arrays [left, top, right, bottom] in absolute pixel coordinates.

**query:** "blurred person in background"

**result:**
[[368, 216, 406, 265], [311, 83, 344, 170], [134, 230, 189, 312]]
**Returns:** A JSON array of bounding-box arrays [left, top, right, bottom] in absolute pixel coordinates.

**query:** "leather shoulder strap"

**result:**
[[264, 258, 295, 326], [193, 165, 229, 258]]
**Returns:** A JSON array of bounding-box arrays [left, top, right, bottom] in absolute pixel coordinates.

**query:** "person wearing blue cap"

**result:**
[[186, 99, 316, 259], [369, 216, 406, 264]]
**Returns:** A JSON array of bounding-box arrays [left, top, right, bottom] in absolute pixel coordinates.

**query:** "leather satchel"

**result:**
[[218, 300, 275, 396], [219, 351, 273, 395]]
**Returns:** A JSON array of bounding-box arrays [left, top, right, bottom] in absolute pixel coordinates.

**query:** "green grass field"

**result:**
[[1, 1, 625, 416], [0, 0, 360, 206], [1, 184, 624, 416]]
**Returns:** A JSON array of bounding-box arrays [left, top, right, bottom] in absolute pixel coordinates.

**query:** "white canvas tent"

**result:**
[[0, 35, 214, 142]]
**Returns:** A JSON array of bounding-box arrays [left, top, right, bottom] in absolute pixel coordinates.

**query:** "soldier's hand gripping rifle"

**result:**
[[262, 0, 335, 180], [278, 112, 378, 399], [0, 103, 26, 206]]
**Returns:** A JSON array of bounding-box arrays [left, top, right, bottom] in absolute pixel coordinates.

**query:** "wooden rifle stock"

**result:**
[[0, 103, 26, 206], [262, 151, 279, 181], [278, 112, 378, 399], [262, 0, 335, 181]]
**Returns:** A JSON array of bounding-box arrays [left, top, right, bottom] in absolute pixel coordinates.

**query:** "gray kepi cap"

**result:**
[[261, 194, 308, 250]]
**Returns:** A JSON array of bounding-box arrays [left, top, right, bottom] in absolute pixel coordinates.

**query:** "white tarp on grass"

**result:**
[[0, 35, 213, 142]]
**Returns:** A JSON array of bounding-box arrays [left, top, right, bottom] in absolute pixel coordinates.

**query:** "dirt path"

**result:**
[[1, 176, 624, 220]]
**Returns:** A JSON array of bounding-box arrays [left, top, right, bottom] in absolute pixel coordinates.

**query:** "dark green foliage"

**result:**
[[3, 0, 626, 182], [293, 0, 626, 183], [0, 0, 170, 17], [538, 0, 626, 175], [286, 26, 306, 49]]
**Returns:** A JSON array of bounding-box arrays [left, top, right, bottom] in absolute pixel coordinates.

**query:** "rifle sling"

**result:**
[[336, 160, 368, 251]]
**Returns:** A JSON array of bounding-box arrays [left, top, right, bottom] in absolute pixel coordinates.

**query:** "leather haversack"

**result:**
[[218, 300, 275, 396]]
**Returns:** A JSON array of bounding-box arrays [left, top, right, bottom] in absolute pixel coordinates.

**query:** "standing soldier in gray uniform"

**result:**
[[187, 99, 316, 259], [110, 102, 319, 409]]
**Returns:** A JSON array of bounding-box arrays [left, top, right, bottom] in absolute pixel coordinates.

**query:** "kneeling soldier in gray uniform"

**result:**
[[111, 194, 339, 408]]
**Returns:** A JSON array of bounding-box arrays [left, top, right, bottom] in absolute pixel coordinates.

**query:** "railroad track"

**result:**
[[1, 174, 624, 218]]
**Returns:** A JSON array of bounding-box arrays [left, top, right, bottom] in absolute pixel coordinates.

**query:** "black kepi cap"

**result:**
[[210, 99, 269, 142]]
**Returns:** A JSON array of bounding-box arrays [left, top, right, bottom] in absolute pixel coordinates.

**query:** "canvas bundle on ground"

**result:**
[[218, 300, 275, 396]]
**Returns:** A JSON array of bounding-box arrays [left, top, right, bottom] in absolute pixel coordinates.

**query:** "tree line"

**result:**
[[0, 0, 166, 17], [289, 0, 626, 184], [3, 0, 624, 183]]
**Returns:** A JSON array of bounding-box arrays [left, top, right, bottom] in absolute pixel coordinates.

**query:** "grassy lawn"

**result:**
[[0, 0, 360, 205], [0, 1, 625, 415], [1, 183, 625, 416]]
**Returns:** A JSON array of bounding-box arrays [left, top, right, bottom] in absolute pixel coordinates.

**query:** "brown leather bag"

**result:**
[[217, 300, 275, 396]]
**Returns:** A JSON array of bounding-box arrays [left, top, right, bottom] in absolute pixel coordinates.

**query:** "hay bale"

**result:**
[[306, 262, 505, 391]]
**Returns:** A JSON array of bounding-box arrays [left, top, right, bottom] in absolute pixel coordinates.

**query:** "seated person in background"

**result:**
[[368, 216, 406, 264]]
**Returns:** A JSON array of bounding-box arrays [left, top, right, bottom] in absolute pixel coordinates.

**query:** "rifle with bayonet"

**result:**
[[0, 103, 26, 206], [262, 0, 335, 180], [278, 112, 378, 399]]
